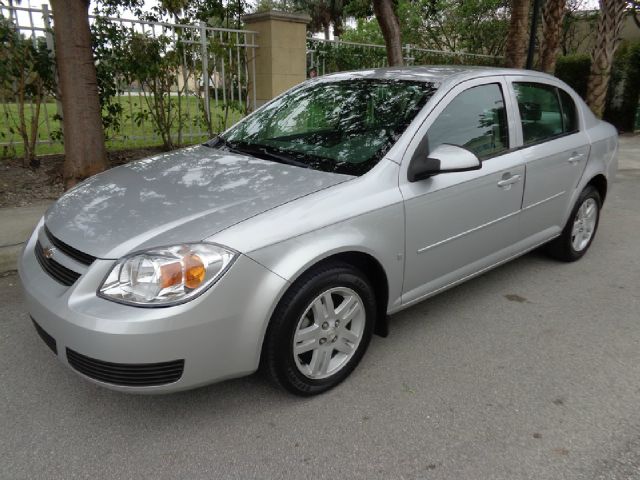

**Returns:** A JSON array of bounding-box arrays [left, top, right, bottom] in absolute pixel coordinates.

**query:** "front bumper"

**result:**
[[18, 220, 288, 393]]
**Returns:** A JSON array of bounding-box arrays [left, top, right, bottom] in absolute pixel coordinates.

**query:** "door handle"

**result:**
[[568, 153, 584, 165], [497, 174, 521, 188]]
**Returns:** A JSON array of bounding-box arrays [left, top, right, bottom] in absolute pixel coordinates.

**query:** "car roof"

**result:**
[[319, 65, 559, 86], [317, 65, 600, 141]]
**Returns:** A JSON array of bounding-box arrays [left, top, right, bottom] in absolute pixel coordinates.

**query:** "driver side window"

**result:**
[[426, 83, 509, 160]]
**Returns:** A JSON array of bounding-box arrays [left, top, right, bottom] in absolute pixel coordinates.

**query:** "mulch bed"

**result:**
[[0, 147, 168, 209]]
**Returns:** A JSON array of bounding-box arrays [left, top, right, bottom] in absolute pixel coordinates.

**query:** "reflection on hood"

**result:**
[[45, 145, 352, 258]]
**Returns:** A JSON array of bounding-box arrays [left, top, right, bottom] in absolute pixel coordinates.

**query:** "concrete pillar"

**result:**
[[242, 11, 311, 107]]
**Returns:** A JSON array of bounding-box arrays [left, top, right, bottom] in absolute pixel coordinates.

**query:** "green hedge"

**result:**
[[554, 54, 591, 99], [555, 46, 640, 132]]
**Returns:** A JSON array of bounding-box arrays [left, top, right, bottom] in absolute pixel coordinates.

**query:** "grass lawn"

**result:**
[[1, 94, 245, 160]]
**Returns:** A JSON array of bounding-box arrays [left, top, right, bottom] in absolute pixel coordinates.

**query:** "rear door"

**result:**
[[506, 79, 590, 239]]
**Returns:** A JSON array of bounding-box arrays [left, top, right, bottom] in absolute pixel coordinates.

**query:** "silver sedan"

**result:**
[[19, 67, 618, 395]]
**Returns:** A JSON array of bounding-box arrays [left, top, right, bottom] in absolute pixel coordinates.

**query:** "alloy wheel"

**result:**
[[292, 287, 366, 380], [571, 197, 598, 252]]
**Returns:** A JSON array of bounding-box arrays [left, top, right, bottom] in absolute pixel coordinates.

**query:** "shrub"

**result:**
[[555, 49, 640, 132], [0, 15, 55, 167], [604, 41, 640, 132]]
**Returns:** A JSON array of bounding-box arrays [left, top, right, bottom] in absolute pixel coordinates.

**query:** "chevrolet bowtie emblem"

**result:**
[[43, 246, 56, 259]]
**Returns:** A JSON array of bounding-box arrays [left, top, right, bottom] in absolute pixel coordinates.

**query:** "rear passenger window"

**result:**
[[514, 82, 564, 145], [558, 89, 579, 133], [426, 83, 508, 160]]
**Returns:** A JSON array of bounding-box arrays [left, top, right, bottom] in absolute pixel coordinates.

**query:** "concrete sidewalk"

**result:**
[[0, 134, 638, 274], [618, 133, 640, 171], [0, 202, 50, 273]]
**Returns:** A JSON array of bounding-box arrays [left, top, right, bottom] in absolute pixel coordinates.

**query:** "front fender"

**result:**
[[245, 202, 406, 314]]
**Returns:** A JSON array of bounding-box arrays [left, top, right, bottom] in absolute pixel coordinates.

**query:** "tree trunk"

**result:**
[[373, 0, 404, 66], [630, 0, 640, 29], [539, 0, 566, 73], [50, 0, 108, 189], [505, 0, 531, 68], [586, 0, 627, 118]]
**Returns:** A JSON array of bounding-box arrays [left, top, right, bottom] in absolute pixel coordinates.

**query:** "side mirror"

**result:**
[[408, 144, 481, 182]]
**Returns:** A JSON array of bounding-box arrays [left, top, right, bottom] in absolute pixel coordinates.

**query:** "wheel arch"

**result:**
[[563, 170, 609, 227], [261, 247, 392, 346], [307, 251, 390, 337], [587, 174, 607, 204]]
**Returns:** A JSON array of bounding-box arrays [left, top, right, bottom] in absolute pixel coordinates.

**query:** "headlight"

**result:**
[[98, 243, 237, 306]]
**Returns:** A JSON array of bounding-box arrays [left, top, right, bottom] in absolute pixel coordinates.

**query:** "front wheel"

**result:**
[[546, 185, 601, 262], [262, 262, 376, 396]]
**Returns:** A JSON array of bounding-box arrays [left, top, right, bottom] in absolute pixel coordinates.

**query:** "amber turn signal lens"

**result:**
[[159, 261, 182, 289], [184, 254, 206, 289]]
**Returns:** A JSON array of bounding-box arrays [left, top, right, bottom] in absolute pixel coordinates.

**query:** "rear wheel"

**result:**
[[263, 262, 376, 396], [546, 185, 601, 262]]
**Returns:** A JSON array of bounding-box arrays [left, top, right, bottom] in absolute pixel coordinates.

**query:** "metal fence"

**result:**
[[0, 4, 257, 156], [306, 38, 504, 76], [1, 4, 506, 158]]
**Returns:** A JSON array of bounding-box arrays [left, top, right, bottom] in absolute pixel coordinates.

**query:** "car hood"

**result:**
[[44, 146, 352, 259]]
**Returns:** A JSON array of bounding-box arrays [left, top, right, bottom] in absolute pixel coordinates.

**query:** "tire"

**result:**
[[546, 185, 601, 262], [262, 261, 376, 396]]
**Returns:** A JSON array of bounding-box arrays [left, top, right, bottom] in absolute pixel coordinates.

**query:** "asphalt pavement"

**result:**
[[1, 151, 639, 480]]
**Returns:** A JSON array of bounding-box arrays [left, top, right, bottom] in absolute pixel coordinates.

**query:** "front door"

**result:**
[[400, 78, 525, 306]]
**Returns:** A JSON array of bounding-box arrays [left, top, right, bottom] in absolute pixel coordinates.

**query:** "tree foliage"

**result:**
[[604, 40, 640, 130], [89, 3, 248, 150], [560, 3, 599, 55], [341, 0, 509, 57], [94, 0, 250, 29], [416, 0, 509, 56]]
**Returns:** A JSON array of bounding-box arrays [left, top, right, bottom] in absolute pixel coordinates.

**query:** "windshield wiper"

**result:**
[[203, 135, 236, 151], [204, 136, 267, 161], [205, 137, 312, 169], [229, 142, 311, 169], [255, 146, 311, 169]]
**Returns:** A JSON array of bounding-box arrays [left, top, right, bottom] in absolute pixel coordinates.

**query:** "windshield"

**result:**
[[212, 79, 438, 176]]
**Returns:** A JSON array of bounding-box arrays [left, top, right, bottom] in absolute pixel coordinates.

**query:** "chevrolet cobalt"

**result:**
[[19, 67, 618, 395]]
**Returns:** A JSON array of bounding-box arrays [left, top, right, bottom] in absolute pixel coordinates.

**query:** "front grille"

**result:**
[[32, 318, 57, 354], [66, 348, 185, 387], [35, 241, 81, 286], [44, 226, 96, 266]]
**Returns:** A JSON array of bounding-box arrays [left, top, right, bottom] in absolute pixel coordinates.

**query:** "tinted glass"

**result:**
[[559, 89, 579, 133], [426, 83, 508, 160], [219, 80, 437, 176], [514, 82, 563, 144]]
